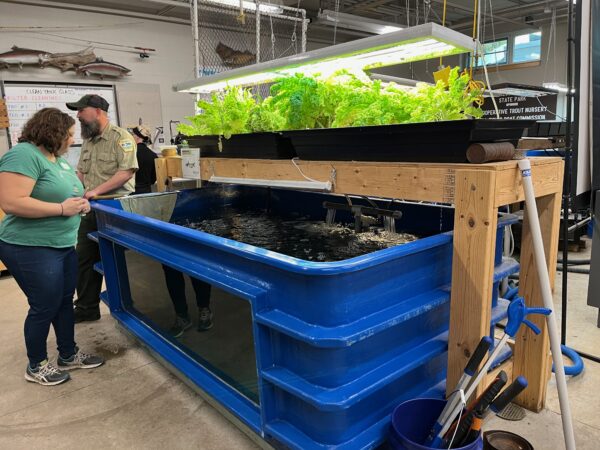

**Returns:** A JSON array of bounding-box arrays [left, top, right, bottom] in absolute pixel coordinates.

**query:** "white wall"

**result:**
[[0, 2, 197, 145]]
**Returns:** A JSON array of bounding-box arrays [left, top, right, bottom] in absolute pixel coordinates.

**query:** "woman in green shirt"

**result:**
[[0, 108, 104, 386]]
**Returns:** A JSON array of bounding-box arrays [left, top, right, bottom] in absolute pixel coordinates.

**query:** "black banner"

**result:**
[[482, 93, 558, 120]]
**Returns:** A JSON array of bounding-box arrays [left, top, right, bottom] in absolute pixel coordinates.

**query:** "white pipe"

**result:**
[[518, 159, 577, 450], [190, 0, 200, 78], [3, 0, 190, 25]]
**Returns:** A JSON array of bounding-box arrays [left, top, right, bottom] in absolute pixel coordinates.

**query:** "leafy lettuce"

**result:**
[[177, 67, 484, 137]]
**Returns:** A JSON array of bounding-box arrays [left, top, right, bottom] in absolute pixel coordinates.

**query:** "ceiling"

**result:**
[[2, 0, 572, 42]]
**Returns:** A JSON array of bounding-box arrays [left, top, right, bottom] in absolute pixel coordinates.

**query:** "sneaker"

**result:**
[[169, 315, 192, 338], [74, 308, 101, 323], [57, 349, 104, 370], [25, 360, 70, 386], [197, 307, 213, 332]]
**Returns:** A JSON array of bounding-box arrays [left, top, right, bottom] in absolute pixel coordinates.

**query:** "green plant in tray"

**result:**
[[177, 66, 485, 138]]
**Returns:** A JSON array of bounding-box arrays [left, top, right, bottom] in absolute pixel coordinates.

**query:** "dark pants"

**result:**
[[75, 211, 103, 314], [134, 186, 151, 195], [162, 265, 211, 318], [0, 240, 78, 366]]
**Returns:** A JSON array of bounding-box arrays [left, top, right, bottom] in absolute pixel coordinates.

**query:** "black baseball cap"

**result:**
[[66, 94, 109, 112]]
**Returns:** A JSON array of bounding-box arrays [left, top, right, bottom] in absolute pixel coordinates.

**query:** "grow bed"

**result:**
[[186, 132, 295, 159], [283, 119, 534, 162]]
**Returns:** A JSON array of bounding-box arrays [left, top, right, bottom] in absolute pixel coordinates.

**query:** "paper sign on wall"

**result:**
[[181, 147, 201, 179]]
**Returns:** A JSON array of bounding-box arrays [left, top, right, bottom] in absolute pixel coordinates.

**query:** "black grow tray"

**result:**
[[186, 132, 296, 159], [282, 119, 534, 163]]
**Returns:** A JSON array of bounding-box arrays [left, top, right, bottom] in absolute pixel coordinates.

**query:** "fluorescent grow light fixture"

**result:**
[[174, 23, 474, 94], [542, 82, 574, 93], [315, 9, 403, 35], [209, 176, 332, 192], [369, 73, 430, 87], [205, 0, 283, 14], [485, 83, 560, 98]]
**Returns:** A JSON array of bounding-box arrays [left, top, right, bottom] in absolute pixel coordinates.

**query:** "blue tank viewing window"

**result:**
[[122, 250, 260, 404]]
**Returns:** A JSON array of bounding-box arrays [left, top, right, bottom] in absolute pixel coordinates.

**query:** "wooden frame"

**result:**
[[157, 155, 564, 411]]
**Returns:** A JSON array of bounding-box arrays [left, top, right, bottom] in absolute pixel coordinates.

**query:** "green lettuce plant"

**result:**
[[177, 67, 484, 137], [177, 86, 256, 138]]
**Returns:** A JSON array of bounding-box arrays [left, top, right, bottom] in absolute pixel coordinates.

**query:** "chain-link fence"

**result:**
[[196, 1, 307, 76]]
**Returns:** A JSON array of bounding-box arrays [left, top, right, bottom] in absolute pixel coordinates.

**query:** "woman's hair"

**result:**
[[18, 108, 76, 154]]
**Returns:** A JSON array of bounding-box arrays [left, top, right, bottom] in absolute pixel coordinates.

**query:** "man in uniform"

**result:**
[[66, 95, 138, 323]]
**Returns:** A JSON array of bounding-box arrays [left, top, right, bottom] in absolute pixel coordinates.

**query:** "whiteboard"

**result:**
[[3, 82, 119, 169]]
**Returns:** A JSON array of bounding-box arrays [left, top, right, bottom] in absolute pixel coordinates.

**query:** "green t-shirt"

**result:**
[[0, 142, 84, 248]]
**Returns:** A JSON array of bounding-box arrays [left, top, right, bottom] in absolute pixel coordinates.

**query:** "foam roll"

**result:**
[[466, 142, 516, 164]]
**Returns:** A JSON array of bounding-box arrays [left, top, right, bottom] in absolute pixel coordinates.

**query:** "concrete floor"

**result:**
[[0, 240, 598, 449]]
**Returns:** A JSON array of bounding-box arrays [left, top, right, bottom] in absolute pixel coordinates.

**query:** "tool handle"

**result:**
[[464, 336, 493, 376], [445, 371, 505, 446], [449, 411, 474, 448], [473, 370, 508, 414], [488, 376, 528, 415], [459, 411, 483, 447]]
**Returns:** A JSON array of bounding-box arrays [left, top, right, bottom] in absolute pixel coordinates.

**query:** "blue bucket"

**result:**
[[390, 398, 483, 450]]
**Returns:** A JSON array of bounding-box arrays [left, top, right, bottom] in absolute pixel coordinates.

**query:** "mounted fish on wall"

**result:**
[[76, 59, 131, 79], [0, 46, 50, 69], [216, 42, 256, 67], [0, 45, 132, 79]]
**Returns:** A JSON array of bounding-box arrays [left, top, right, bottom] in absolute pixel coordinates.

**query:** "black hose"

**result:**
[[557, 259, 591, 266], [562, 0, 575, 345], [556, 266, 590, 274]]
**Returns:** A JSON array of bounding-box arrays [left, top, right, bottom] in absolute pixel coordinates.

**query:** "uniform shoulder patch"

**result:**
[[119, 139, 135, 152]]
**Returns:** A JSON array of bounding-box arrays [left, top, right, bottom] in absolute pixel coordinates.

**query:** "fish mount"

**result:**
[[75, 58, 131, 79], [215, 42, 256, 67], [0, 45, 132, 78]]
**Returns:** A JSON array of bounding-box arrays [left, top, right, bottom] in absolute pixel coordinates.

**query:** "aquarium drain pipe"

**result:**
[[518, 159, 576, 450], [209, 176, 332, 192]]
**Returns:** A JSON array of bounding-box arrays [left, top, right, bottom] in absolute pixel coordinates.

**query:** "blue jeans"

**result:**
[[0, 240, 78, 366]]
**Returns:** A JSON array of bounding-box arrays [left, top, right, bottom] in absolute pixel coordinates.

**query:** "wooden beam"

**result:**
[[201, 158, 459, 203], [494, 159, 563, 206], [513, 188, 563, 411], [518, 138, 565, 151], [446, 169, 498, 400], [200, 158, 562, 207]]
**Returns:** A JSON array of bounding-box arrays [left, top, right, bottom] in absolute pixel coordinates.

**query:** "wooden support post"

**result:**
[[513, 189, 563, 411], [447, 169, 499, 399], [155, 156, 183, 192]]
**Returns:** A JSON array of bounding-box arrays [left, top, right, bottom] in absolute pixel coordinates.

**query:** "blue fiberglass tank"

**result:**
[[92, 185, 518, 450]]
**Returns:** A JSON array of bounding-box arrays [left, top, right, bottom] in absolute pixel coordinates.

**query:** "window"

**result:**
[[475, 38, 508, 67], [513, 31, 542, 63], [472, 31, 543, 69]]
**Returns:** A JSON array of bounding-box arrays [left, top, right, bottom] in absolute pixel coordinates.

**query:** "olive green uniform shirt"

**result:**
[[77, 123, 138, 196]]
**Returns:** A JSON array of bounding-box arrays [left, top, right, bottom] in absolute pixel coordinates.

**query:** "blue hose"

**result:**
[[553, 345, 584, 376]]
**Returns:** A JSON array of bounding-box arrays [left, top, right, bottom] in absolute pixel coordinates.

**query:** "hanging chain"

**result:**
[[269, 8, 276, 60], [333, 0, 341, 45]]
